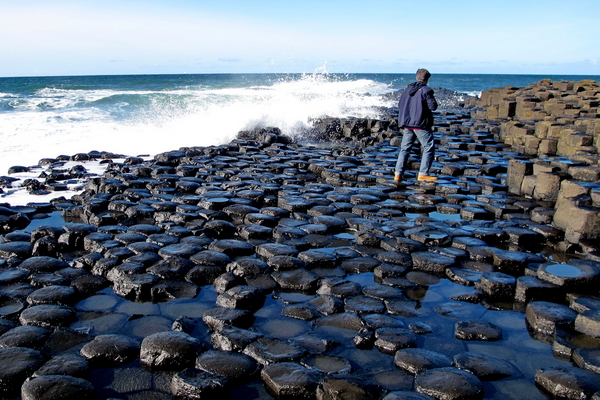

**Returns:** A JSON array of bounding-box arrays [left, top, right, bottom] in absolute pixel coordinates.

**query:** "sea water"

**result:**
[[1, 72, 599, 203]]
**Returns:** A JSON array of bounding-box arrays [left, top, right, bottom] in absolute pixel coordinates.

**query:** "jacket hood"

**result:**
[[407, 81, 427, 96]]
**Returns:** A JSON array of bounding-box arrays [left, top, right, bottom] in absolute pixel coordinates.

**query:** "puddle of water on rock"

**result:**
[[273, 292, 315, 304], [122, 315, 175, 339], [405, 212, 464, 223], [256, 317, 310, 339], [334, 232, 355, 240], [307, 354, 351, 373], [18, 210, 66, 232], [76, 294, 122, 312], [543, 263, 585, 278], [345, 272, 376, 286], [429, 211, 464, 222]]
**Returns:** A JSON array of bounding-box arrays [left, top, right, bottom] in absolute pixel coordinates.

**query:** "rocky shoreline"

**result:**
[[0, 80, 599, 399]]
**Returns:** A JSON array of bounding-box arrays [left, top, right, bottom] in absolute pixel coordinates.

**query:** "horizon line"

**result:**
[[2, 71, 600, 80]]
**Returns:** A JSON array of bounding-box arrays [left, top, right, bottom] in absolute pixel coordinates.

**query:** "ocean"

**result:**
[[1, 72, 599, 189]]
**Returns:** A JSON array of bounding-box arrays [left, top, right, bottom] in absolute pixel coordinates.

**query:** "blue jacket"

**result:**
[[397, 81, 438, 130]]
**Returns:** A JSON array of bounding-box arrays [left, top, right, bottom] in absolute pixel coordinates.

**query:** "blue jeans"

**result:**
[[395, 128, 435, 176]]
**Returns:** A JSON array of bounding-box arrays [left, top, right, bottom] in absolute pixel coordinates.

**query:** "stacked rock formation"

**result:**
[[0, 81, 600, 399], [464, 80, 600, 247]]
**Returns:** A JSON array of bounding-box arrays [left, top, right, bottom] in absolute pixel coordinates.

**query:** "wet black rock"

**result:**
[[226, 257, 270, 278], [171, 368, 228, 399], [475, 271, 516, 300], [363, 283, 406, 301], [315, 312, 364, 332], [317, 374, 382, 400], [317, 278, 362, 298], [151, 256, 194, 280], [196, 350, 259, 383], [19, 304, 76, 328], [257, 244, 300, 262], [216, 285, 266, 311], [526, 301, 578, 336], [282, 304, 318, 321], [0, 241, 33, 259], [345, 293, 385, 315], [385, 298, 420, 318], [109, 266, 159, 301], [0, 347, 45, 397], [572, 348, 600, 374], [243, 337, 307, 365], [79, 334, 140, 366], [382, 391, 436, 400], [213, 272, 242, 294], [261, 361, 322, 398], [453, 352, 518, 380], [21, 374, 95, 400], [158, 242, 204, 259], [272, 268, 319, 292], [341, 256, 381, 274], [454, 320, 503, 341], [535, 365, 600, 400], [301, 354, 352, 375], [569, 296, 600, 314], [0, 325, 51, 349], [208, 239, 254, 258], [415, 367, 484, 400], [210, 325, 263, 352], [537, 261, 600, 291], [298, 248, 338, 269], [190, 250, 231, 266], [0, 318, 18, 335], [0, 266, 29, 282], [575, 309, 600, 338], [140, 330, 205, 370], [0, 295, 26, 319], [446, 267, 482, 287], [32, 354, 90, 378], [394, 348, 453, 374], [374, 327, 418, 355], [412, 251, 455, 274], [203, 307, 255, 331], [489, 248, 529, 275], [26, 285, 78, 306], [514, 275, 562, 303]]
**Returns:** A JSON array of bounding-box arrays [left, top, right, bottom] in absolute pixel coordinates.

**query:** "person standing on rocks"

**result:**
[[394, 68, 439, 184]]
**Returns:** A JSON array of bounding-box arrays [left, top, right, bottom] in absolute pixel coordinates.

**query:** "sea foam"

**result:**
[[0, 74, 394, 176]]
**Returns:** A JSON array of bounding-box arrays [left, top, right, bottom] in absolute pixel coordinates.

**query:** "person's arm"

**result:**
[[425, 88, 438, 111]]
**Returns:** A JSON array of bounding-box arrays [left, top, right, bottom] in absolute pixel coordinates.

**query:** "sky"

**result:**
[[1, 0, 599, 77]]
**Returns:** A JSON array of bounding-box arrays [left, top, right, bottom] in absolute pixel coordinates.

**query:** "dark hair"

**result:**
[[416, 68, 431, 82]]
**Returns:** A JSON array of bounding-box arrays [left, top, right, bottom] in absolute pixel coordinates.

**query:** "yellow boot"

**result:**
[[417, 174, 438, 182]]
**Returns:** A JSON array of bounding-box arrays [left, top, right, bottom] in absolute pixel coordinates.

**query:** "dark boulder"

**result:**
[[140, 331, 205, 370], [196, 350, 259, 383], [171, 368, 228, 399], [79, 334, 140, 366], [0, 347, 44, 397], [453, 352, 518, 381], [261, 361, 322, 398], [21, 375, 95, 400], [415, 367, 483, 400]]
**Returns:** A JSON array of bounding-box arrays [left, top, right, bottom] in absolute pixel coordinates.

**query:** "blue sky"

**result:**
[[1, 0, 599, 77]]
